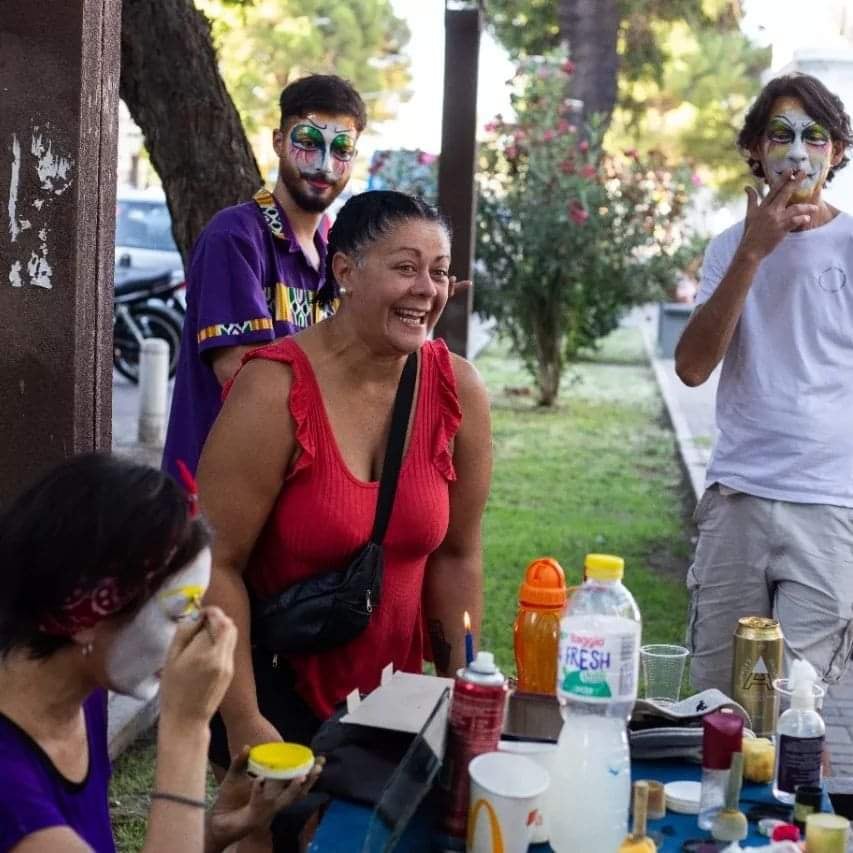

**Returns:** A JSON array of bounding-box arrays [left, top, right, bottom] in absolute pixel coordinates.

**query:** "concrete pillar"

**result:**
[[0, 0, 120, 505], [434, 1, 482, 359]]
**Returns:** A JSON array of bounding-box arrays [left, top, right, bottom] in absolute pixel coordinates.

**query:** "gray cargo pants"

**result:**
[[687, 485, 853, 693]]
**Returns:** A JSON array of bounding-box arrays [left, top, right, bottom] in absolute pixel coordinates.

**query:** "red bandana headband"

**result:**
[[37, 460, 200, 637]]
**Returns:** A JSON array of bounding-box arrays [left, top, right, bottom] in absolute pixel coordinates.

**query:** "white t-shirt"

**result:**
[[697, 212, 853, 506]]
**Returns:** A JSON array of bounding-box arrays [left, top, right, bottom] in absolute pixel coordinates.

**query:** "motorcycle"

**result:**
[[113, 266, 184, 383]]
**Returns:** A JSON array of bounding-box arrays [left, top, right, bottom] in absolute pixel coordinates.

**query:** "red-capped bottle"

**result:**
[[698, 710, 744, 830]]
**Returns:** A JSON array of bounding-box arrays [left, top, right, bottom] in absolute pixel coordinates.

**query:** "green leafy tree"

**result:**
[[476, 56, 699, 406], [120, 0, 410, 259], [485, 0, 768, 195], [197, 0, 411, 137]]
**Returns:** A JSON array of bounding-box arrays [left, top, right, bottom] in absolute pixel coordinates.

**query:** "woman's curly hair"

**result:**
[[737, 73, 853, 184]]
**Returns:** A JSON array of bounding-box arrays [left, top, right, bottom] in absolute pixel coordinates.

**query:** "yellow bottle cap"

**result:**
[[248, 742, 315, 780], [584, 553, 625, 581]]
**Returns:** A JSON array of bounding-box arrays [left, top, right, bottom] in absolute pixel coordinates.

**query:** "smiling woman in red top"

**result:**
[[197, 191, 492, 848]]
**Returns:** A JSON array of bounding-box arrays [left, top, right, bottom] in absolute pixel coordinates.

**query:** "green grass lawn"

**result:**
[[110, 324, 692, 849], [478, 327, 692, 671], [109, 729, 157, 852]]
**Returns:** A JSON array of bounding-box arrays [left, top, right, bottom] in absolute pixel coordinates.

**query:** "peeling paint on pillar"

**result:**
[[0, 0, 120, 505], [6, 126, 74, 290]]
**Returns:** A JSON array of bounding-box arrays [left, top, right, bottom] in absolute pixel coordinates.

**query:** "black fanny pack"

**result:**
[[252, 352, 417, 656]]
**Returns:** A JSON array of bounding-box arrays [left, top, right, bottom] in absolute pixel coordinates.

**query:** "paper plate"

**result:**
[[664, 780, 701, 815], [248, 742, 315, 780]]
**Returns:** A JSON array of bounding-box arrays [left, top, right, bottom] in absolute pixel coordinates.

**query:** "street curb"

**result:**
[[108, 692, 159, 760], [637, 316, 704, 504]]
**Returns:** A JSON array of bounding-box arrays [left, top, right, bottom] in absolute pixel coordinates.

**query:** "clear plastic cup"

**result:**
[[640, 644, 689, 704]]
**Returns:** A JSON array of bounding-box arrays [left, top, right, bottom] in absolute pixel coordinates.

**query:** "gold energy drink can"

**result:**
[[732, 616, 784, 736]]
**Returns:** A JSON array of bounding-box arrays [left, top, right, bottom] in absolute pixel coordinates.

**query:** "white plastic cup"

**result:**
[[498, 740, 557, 843], [467, 751, 550, 853]]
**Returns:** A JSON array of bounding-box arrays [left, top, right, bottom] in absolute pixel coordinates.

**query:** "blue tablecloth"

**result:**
[[310, 758, 826, 852]]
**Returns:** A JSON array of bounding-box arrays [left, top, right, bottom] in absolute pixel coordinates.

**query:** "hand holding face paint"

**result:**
[[159, 606, 237, 728], [206, 746, 325, 851], [741, 171, 819, 261]]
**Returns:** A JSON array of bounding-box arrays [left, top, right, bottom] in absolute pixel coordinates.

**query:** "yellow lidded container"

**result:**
[[248, 742, 315, 780]]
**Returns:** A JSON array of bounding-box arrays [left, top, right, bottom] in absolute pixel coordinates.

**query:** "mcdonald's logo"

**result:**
[[467, 798, 504, 853]]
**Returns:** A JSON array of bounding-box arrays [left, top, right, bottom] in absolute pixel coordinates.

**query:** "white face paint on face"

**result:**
[[104, 547, 212, 701], [759, 96, 835, 202]]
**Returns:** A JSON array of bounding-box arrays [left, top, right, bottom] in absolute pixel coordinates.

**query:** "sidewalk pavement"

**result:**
[[108, 372, 166, 757], [637, 306, 853, 779]]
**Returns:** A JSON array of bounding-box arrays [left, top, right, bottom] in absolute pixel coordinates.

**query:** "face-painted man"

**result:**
[[163, 75, 368, 485], [675, 74, 853, 702], [274, 113, 359, 214]]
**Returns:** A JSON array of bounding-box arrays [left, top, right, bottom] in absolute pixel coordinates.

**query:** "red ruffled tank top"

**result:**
[[242, 337, 461, 718]]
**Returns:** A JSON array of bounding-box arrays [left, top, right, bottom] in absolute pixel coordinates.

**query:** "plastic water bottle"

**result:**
[[549, 553, 642, 853]]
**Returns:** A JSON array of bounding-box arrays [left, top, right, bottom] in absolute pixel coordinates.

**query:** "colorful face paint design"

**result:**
[[104, 548, 212, 701], [760, 97, 834, 199], [287, 115, 357, 182]]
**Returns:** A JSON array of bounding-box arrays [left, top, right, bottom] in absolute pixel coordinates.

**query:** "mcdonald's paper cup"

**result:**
[[498, 740, 557, 843], [467, 751, 550, 853]]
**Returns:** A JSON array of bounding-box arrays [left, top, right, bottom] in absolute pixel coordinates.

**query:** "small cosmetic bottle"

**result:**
[[698, 710, 744, 830]]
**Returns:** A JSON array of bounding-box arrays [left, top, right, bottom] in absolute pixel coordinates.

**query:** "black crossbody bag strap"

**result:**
[[370, 351, 418, 544]]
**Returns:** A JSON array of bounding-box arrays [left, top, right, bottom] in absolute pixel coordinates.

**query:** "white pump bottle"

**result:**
[[773, 659, 825, 804]]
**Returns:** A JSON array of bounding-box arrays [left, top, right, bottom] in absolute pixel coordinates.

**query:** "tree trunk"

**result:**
[[120, 0, 261, 261], [533, 317, 562, 407], [557, 0, 621, 128]]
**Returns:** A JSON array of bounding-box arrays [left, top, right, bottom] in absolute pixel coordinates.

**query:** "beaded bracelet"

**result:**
[[150, 791, 207, 810]]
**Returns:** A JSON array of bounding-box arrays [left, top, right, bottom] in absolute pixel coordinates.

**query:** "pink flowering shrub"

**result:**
[[476, 55, 698, 405]]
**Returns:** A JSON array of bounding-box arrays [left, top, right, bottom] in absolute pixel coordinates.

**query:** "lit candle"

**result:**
[[464, 610, 474, 666]]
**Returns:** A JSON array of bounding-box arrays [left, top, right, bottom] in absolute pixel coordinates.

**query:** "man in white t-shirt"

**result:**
[[676, 73, 853, 693]]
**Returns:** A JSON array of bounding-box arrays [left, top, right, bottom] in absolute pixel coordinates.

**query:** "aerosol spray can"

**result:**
[[732, 616, 784, 737], [440, 651, 508, 839]]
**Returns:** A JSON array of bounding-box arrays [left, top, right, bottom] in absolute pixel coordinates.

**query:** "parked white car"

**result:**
[[115, 187, 185, 307]]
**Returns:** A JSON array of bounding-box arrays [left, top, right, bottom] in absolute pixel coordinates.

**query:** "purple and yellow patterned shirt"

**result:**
[[163, 189, 336, 480]]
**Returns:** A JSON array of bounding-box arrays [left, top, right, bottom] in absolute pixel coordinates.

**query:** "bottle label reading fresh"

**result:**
[[777, 734, 823, 793], [557, 619, 639, 703]]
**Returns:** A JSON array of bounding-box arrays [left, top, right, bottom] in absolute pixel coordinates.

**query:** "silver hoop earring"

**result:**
[[81, 642, 93, 657]]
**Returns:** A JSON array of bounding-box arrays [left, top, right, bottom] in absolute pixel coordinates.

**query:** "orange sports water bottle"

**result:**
[[513, 557, 568, 694]]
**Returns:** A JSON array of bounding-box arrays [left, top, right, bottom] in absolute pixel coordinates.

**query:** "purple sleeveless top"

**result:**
[[0, 689, 115, 852]]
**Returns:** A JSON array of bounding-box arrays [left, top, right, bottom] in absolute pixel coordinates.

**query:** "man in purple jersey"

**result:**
[[163, 75, 367, 480]]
